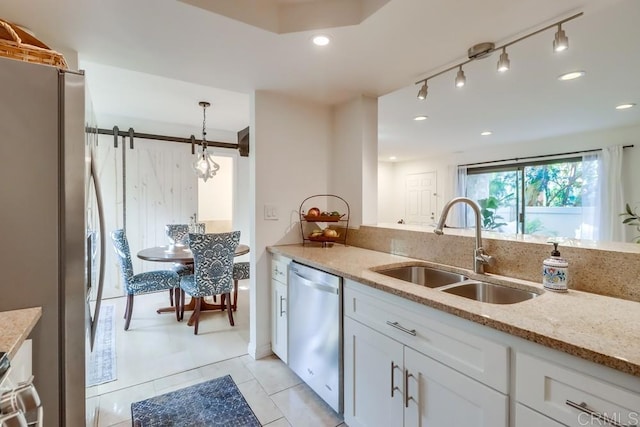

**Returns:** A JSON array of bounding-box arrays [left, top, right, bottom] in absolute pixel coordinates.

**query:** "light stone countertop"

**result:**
[[268, 244, 640, 377], [0, 307, 41, 359]]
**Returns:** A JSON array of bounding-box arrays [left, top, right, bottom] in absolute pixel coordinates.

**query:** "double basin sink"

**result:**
[[376, 265, 538, 304]]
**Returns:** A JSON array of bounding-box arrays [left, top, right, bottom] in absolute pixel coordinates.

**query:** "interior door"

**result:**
[[125, 139, 198, 273], [405, 172, 437, 225]]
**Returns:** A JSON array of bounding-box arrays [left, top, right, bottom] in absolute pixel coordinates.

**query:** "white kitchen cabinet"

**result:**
[[516, 352, 640, 427], [343, 279, 510, 426], [6, 339, 32, 385], [344, 316, 404, 427], [515, 403, 564, 427], [343, 278, 509, 392], [344, 316, 508, 427], [271, 255, 290, 362], [404, 346, 508, 426]]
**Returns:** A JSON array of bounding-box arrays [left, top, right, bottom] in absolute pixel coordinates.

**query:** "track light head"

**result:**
[[417, 81, 428, 100], [553, 25, 569, 52], [455, 67, 466, 88], [497, 48, 510, 72]]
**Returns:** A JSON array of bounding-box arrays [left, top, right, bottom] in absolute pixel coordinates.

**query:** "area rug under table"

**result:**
[[131, 375, 261, 427]]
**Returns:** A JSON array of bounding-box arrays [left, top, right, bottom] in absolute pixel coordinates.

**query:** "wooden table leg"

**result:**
[[158, 296, 225, 312], [185, 297, 226, 326]]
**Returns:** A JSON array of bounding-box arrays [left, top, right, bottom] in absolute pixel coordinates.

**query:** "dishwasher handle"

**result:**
[[290, 270, 339, 294]]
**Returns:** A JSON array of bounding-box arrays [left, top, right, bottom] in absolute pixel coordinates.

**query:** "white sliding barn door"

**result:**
[[405, 171, 437, 226], [126, 140, 198, 273]]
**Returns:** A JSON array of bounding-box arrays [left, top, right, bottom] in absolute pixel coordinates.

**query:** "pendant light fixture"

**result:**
[[415, 12, 582, 100], [193, 101, 220, 182]]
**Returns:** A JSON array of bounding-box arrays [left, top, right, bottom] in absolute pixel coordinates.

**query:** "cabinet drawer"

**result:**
[[344, 279, 509, 393], [515, 403, 564, 427], [271, 257, 289, 283], [516, 352, 640, 426]]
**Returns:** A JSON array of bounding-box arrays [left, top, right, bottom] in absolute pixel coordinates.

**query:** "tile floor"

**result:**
[[85, 288, 345, 427]]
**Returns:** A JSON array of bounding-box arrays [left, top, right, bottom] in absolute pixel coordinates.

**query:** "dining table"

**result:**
[[137, 243, 250, 323]]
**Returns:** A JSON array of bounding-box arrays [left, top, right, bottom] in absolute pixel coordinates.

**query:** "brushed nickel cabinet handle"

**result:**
[[566, 400, 626, 427], [390, 362, 401, 397], [279, 296, 286, 316], [404, 369, 416, 408], [386, 321, 417, 336]]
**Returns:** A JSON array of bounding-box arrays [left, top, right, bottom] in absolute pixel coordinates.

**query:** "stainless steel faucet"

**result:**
[[434, 197, 496, 274]]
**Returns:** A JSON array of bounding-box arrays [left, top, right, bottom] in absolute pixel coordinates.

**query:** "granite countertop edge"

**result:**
[[268, 244, 640, 378], [0, 307, 42, 359]]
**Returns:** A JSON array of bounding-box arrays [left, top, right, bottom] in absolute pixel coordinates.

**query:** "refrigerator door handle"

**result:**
[[88, 148, 106, 351]]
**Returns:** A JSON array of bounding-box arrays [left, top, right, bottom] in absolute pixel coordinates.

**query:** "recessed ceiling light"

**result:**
[[558, 71, 586, 81], [312, 35, 331, 46], [413, 115, 428, 121], [616, 103, 636, 110], [480, 131, 492, 136], [389, 156, 397, 161]]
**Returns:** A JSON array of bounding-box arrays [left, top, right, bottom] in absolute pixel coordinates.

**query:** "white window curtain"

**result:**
[[600, 145, 625, 241], [578, 152, 601, 240], [450, 165, 467, 227]]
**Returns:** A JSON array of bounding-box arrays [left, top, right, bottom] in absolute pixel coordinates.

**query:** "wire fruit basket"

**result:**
[[299, 194, 350, 247]]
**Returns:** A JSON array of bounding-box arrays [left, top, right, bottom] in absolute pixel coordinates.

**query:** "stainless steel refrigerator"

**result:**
[[0, 55, 105, 426]]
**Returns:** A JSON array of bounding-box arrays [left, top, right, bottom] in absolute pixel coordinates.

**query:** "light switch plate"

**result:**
[[264, 204, 279, 220]]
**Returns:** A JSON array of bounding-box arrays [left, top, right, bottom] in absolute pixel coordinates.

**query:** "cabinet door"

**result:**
[[6, 339, 32, 385], [404, 347, 508, 427], [271, 279, 287, 363], [344, 317, 404, 427]]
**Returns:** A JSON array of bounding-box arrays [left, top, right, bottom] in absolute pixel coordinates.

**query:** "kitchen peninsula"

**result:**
[[269, 243, 640, 376], [269, 225, 640, 426]]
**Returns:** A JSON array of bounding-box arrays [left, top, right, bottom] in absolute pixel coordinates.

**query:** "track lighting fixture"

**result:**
[[497, 48, 510, 73], [415, 12, 582, 100], [553, 24, 569, 52], [455, 66, 466, 88], [417, 81, 428, 100]]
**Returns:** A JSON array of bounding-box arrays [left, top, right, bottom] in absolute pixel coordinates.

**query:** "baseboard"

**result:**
[[247, 342, 273, 360]]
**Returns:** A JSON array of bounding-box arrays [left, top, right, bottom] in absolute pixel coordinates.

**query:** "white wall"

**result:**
[[378, 161, 395, 222], [379, 123, 640, 242], [250, 90, 332, 358], [198, 155, 233, 220], [331, 95, 378, 227], [361, 96, 379, 225], [234, 153, 251, 258]]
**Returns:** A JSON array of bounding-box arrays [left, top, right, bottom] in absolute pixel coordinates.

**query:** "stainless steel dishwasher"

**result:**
[[288, 262, 343, 414]]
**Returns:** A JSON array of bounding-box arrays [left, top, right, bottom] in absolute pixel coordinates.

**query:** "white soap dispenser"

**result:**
[[542, 242, 569, 292]]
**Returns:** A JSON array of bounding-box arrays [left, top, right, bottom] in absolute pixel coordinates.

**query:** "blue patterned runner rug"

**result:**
[[86, 303, 117, 387], [131, 375, 261, 427]]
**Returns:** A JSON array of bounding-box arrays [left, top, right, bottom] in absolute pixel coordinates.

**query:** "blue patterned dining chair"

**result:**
[[230, 262, 250, 311], [178, 231, 240, 335], [111, 229, 181, 330], [165, 223, 207, 306], [165, 224, 190, 246]]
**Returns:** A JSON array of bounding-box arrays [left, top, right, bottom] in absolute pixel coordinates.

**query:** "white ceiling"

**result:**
[[0, 0, 637, 158]]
